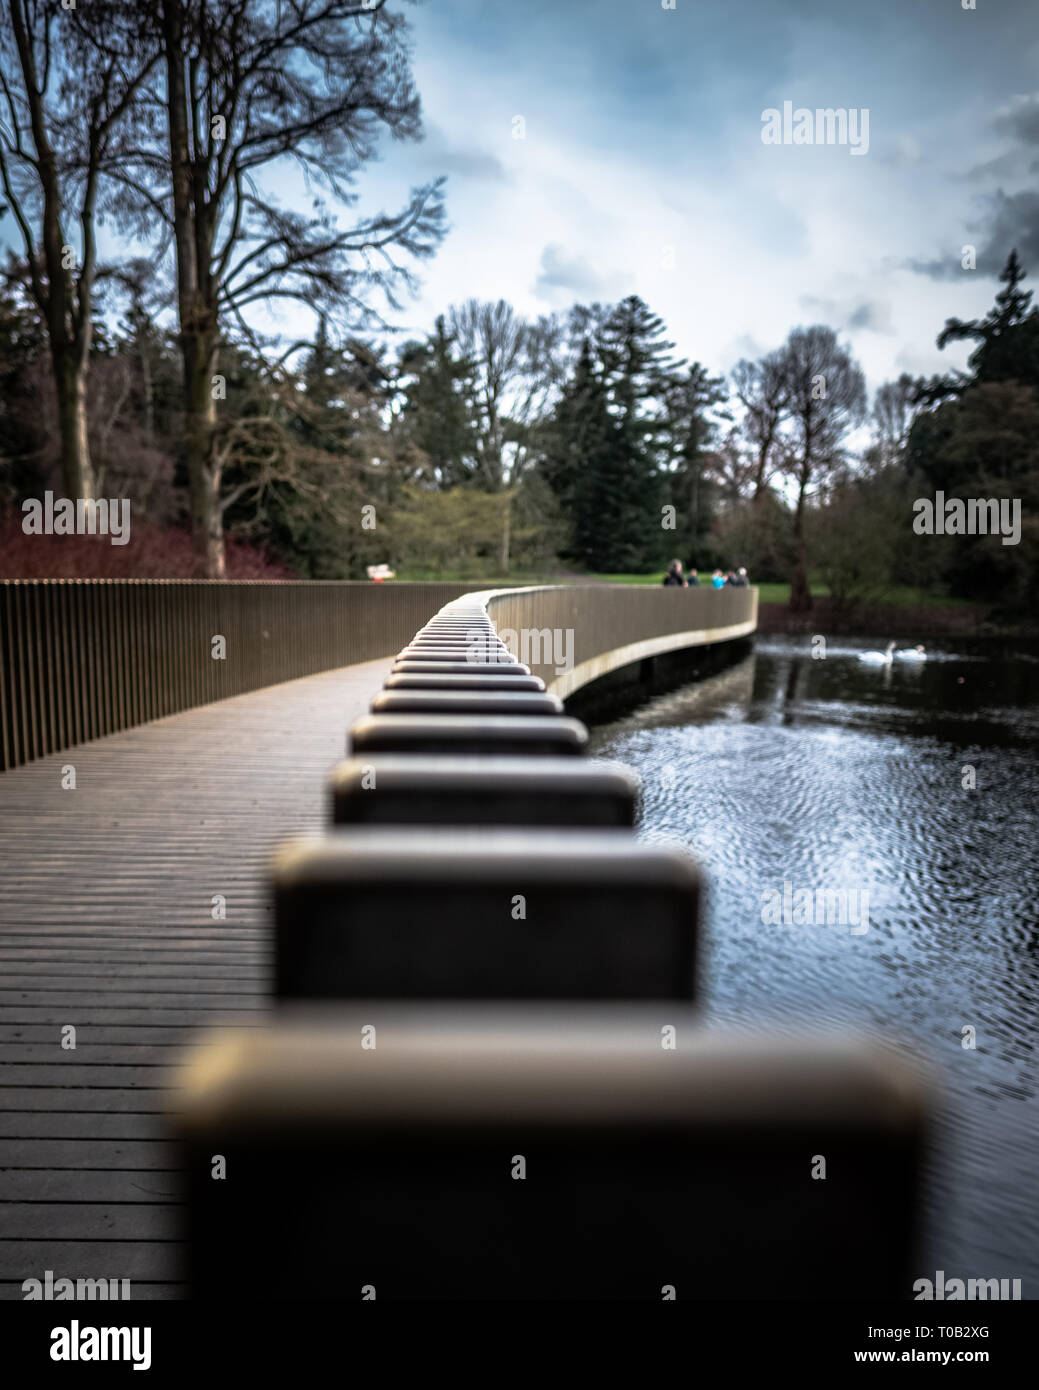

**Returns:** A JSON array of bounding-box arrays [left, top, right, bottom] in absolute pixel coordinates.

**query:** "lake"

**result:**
[[588, 633, 1039, 1291]]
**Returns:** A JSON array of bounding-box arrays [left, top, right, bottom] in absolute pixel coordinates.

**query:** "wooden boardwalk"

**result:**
[[0, 655, 393, 1300]]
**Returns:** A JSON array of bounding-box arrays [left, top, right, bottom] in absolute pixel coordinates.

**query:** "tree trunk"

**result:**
[[752, 441, 768, 505], [9, 0, 96, 503], [197, 462, 225, 578], [52, 346, 96, 500], [140, 340, 154, 444], [184, 326, 225, 578], [789, 476, 812, 611], [163, 0, 225, 579], [500, 495, 511, 574]]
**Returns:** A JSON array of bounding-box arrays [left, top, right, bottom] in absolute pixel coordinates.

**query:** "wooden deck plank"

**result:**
[[0, 1139, 177, 1167], [0, 1026, 261, 1046], [0, 1088, 172, 1112], [0, 1113, 167, 1139], [1, 970, 268, 985], [2, 1044, 202, 1063], [0, 1243, 184, 1280], [0, 951, 272, 966], [0, 655, 394, 1293], [2, 1171, 182, 1201], [0, 1008, 268, 1025], [0, 991, 265, 1008], [1, 1206, 181, 1240], [0, 931, 272, 945], [0, 1066, 174, 1087]]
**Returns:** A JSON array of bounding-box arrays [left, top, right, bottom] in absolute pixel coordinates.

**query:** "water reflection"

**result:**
[[588, 634, 1039, 1287]]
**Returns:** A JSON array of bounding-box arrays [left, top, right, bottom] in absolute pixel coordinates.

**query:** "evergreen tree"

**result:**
[[917, 250, 1039, 404], [399, 316, 479, 488], [938, 249, 1039, 390], [542, 339, 596, 506], [900, 251, 1039, 613], [542, 338, 617, 568], [586, 295, 679, 569], [0, 269, 46, 503], [906, 381, 1039, 609], [665, 362, 728, 560]]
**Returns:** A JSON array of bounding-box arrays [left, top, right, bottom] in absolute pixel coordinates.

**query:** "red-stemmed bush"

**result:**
[[0, 512, 296, 580]]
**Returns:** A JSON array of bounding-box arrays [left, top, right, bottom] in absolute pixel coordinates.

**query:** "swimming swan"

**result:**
[[895, 645, 927, 661], [859, 641, 896, 664]]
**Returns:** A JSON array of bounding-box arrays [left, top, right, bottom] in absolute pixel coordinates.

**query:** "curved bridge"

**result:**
[[0, 579, 930, 1301], [468, 583, 757, 698], [0, 579, 757, 769]]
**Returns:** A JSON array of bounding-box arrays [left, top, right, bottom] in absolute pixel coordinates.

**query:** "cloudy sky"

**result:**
[[350, 0, 1039, 393], [6, 0, 1035, 397]]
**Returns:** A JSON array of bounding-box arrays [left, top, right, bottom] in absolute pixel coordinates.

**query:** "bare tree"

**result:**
[[775, 326, 866, 611], [448, 300, 538, 488], [871, 373, 916, 470], [731, 350, 788, 503], [121, 0, 445, 576], [711, 425, 758, 509], [448, 299, 562, 569], [0, 1, 158, 499]]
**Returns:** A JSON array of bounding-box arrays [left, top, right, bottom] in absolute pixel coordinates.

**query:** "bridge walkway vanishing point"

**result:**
[[0, 655, 395, 1299]]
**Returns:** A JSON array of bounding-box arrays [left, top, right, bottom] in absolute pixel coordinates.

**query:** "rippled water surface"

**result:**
[[588, 635, 1039, 1287]]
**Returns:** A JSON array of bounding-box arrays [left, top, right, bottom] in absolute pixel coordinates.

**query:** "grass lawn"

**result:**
[[587, 573, 972, 607], [394, 571, 562, 584], [393, 568, 973, 608], [585, 572, 828, 603]]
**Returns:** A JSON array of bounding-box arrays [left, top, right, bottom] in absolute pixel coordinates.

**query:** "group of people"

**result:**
[[662, 560, 749, 589]]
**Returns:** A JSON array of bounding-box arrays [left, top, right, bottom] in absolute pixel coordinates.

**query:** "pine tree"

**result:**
[[544, 297, 702, 571], [590, 296, 680, 569], [0, 271, 46, 502], [542, 338, 615, 566], [399, 316, 479, 488], [666, 362, 728, 560], [927, 249, 1039, 395]]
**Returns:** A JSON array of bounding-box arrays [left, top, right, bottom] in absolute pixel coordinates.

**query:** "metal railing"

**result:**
[[0, 580, 485, 772], [482, 584, 758, 695], [0, 579, 759, 772]]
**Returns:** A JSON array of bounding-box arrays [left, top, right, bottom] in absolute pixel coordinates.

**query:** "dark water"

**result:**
[[588, 635, 1039, 1289]]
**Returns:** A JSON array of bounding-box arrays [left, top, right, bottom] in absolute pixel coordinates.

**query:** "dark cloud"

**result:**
[[414, 123, 508, 184], [992, 94, 1039, 147], [533, 244, 625, 303], [847, 301, 892, 332], [914, 94, 1039, 279], [800, 295, 892, 333], [966, 96, 1039, 183], [975, 189, 1039, 272], [906, 256, 956, 280], [434, 148, 508, 183], [909, 189, 1039, 279], [964, 149, 1035, 184]]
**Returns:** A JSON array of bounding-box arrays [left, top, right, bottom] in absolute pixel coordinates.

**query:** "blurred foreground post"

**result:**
[[175, 1008, 931, 1300]]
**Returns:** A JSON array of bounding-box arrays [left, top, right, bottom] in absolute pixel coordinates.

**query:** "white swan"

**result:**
[[859, 641, 896, 664], [895, 644, 927, 661]]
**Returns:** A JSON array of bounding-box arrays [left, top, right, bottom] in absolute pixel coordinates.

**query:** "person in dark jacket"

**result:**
[[687, 567, 700, 586], [662, 559, 687, 587]]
